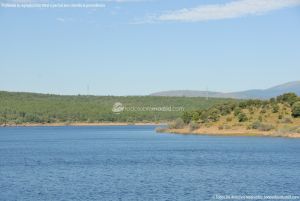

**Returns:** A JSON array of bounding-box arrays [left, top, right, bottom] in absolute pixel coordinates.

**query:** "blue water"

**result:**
[[0, 126, 300, 201]]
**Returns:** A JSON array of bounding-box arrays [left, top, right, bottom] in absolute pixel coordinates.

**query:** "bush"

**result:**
[[217, 124, 231, 130], [277, 93, 299, 106], [155, 127, 168, 133], [217, 103, 235, 115], [182, 112, 192, 124], [250, 121, 274, 131], [260, 109, 267, 114], [0, 117, 6, 124], [292, 101, 300, 118], [168, 118, 185, 129], [281, 126, 300, 134], [249, 107, 255, 115], [189, 121, 199, 131], [281, 117, 293, 124], [272, 104, 279, 113], [238, 112, 248, 122], [251, 121, 261, 129], [200, 111, 209, 123], [259, 124, 274, 131], [207, 108, 220, 122], [234, 108, 241, 116], [192, 112, 200, 122], [218, 125, 224, 130], [223, 124, 232, 129], [226, 117, 233, 122]]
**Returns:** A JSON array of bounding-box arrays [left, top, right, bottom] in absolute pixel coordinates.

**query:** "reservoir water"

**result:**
[[0, 126, 299, 201]]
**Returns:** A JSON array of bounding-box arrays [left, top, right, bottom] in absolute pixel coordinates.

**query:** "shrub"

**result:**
[[281, 117, 293, 124], [0, 117, 6, 124], [218, 125, 224, 130], [182, 112, 192, 124], [192, 112, 200, 122], [292, 101, 300, 118], [260, 109, 267, 114], [251, 121, 261, 129], [189, 121, 199, 131], [226, 117, 233, 122], [238, 112, 248, 122], [250, 121, 274, 131], [239, 102, 247, 109], [281, 126, 300, 134], [207, 108, 220, 122], [234, 108, 241, 116], [223, 124, 232, 129], [168, 118, 185, 129], [200, 111, 209, 123], [272, 104, 279, 113], [14, 119, 23, 125], [277, 93, 298, 106], [218, 103, 234, 115], [155, 127, 168, 133]]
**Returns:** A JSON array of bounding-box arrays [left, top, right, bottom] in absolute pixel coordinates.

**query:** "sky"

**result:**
[[0, 0, 300, 95]]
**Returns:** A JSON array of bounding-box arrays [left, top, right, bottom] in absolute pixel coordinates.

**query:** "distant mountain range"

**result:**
[[150, 81, 300, 99]]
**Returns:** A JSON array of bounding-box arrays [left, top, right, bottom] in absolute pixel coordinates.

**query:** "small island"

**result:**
[[157, 93, 300, 138]]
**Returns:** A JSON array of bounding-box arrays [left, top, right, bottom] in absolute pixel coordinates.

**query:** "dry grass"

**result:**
[[162, 103, 300, 138]]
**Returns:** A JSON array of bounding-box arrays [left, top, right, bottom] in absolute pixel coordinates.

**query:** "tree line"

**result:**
[[0, 91, 233, 125]]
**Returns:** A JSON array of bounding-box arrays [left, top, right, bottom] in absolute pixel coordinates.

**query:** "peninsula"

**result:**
[[157, 93, 300, 138]]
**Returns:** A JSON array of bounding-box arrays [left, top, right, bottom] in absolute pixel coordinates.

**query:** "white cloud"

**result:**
[[154, 0, 300, 22]]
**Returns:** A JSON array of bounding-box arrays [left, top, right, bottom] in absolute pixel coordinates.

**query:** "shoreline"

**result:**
[[2, 122, 299, 138], [0, 122, 165, 127], [160, 127, 300, 138]]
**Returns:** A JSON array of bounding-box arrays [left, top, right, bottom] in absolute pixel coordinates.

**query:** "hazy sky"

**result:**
[[1, 0, 300, 95]]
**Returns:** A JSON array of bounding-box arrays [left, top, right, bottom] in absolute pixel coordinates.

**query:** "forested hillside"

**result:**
[[0, 91, 236, 125]]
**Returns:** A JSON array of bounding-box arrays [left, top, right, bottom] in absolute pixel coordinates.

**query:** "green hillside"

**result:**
[[0, 91, 236, 125], [162, 93, 300, 137]]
